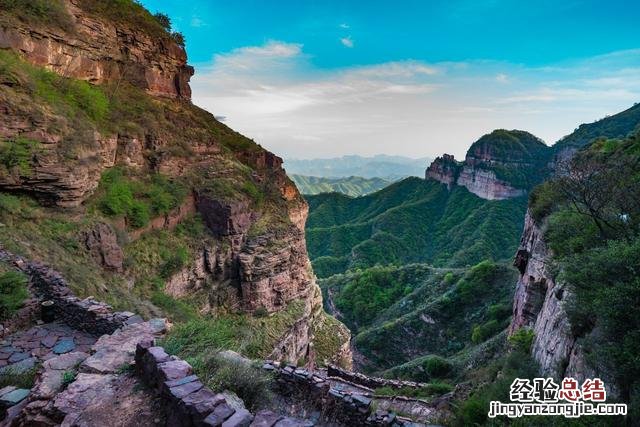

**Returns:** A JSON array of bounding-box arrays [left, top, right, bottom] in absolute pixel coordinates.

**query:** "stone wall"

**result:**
[[326, 365, 427, 391], [0, 248, 140, 336], [135, 341, 254, 427], [264, 361, 422, 426]]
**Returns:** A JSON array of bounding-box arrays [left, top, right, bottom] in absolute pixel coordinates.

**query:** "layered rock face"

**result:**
[[425, 154, 460, 189], [0, 0, 349, 366], [0, 0, 193, 99], [456, 166, 525, 200], [425, 153, 525, 200], [425, 130, 549, 200], [509, 212, 597, 386]]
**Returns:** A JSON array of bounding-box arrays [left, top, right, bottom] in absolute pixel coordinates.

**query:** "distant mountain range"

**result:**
[[284, 154, 431, 180], [290, 175, 392, 197]]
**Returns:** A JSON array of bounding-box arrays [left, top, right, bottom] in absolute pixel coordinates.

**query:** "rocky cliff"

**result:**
[[0, 0, 193, 100], [506, 108, 640, 396], [425, 130, 551, 200], [509, 212, 596, 383], [0, 0, 349, 367]]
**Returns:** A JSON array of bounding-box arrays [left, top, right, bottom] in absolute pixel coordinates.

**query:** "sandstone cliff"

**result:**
[[425, 129, 551, 200], [0, 0, 193, 100], [0, 0, 350, 367]]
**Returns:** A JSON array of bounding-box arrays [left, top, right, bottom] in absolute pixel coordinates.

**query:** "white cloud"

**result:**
[[191, 41, 640, 160], [339, 23, 350, 29], [340, 37, 354, 48], [190, 16, 206, 27]]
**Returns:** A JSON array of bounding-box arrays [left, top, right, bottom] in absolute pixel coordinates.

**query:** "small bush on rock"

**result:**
[[190, 355, 273, 412]]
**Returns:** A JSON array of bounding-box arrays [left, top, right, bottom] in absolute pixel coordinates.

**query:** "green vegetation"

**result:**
[[95, 168, 187, 229], [322, 261, 517, 374], [508, 327, 534, 353], [61, 370, 77, 388], [311, 312, 352, 367], [375, 382, 453, 400], [0, 365, 39, 389], [291, 174, 392, 197], [307, 178, 527, 278], [0, 0, 71, 28], [78, 0, 184, 45], [0, 271, 29, 320], [190, 355, 273, 411], [525, 130, 640, 417], [332, 265, 415, 328], [554, 103, 640, 151], [467, 129, 553, 189], [456, 348, 539, 426], [162, 300, 305, 360], [0, 137, 39, 176]]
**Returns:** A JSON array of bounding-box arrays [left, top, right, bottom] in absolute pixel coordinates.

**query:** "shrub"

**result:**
[[171, 32, 186, 47], [100, 181, 134, 216], [61, 370, 76, 388], [153, 12, 171, 30], [253, 307, 269, 318], [0, 137, 39, 176], [192, 355, 273, 411], [160, 246, 189, 278], [508, 328, 535, 353], [421, 355, 452, 379], [127, 200, 150, 228], [0, 271, 29, 320], [471, 319, 501, 344], [96, 168, 187, 229]]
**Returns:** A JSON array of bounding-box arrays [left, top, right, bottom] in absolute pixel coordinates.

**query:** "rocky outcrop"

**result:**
[[426, 154, 525, 200], [425, 154, 460, 189], [82, 222, 124, 271], [456, 166, 525, 200], [0, 0, 349, 370], [425, 130, 551, 200], [0, 131, 118, 207], [508, 212, 598, 386], [0, 0, 193, 99]]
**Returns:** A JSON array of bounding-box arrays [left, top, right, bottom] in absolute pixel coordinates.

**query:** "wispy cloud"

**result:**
[[190, 16, 206, 27], [191, 41, 640, 159], [340, 36, 354, 48]]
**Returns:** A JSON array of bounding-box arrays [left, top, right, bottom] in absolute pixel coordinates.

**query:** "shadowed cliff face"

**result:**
[[0, 1, 350, 366]]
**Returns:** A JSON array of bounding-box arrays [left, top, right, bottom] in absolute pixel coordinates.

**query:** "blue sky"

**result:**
[[140, 0, 640, 159]]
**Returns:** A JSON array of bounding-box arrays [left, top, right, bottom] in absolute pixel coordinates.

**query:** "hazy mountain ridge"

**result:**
[[285, 154, 431, 179], [291, 174, 392, 197]]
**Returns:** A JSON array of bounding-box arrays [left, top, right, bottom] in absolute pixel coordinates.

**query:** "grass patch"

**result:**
[[189, 354, 273, 412], [0, 365, 39, 389], [311, 312, 350, 367], [375, 382, 453, 400], [0, 271, 29, 320], [0, 0, 72, 28], [161, 300, 306, 360], [0, 137, 40, 177]]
